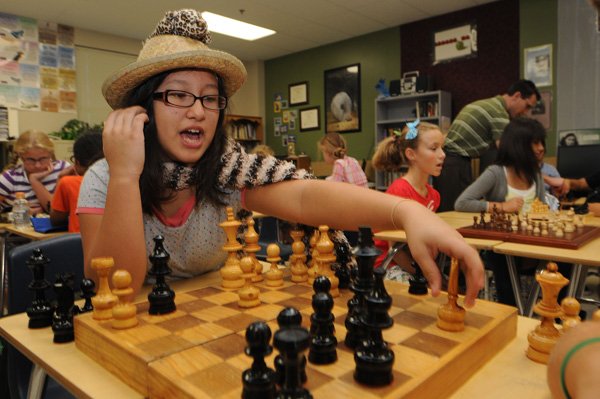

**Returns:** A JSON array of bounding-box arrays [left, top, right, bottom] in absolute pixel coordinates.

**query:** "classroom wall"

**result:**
[[520, 0, 558, 155], [7, 20, 264, 137], [400, 0, 520, 116], [264, 28, 401, 161], [556, 0, 600, 136]]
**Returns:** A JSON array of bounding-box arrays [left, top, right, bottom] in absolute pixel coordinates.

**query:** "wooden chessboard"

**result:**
[[74, 278, 517, 399], [457, 224, 600, 249]]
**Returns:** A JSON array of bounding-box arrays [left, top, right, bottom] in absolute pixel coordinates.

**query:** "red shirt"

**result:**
[[51, 175, 83, 232], [374, 178, 440, 267]]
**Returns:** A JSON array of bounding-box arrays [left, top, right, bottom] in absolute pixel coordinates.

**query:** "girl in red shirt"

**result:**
[[372, 120, 446, 271]]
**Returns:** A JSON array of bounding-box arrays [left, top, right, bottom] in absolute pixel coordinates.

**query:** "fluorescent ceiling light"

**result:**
[[201, 11, 275, 41]]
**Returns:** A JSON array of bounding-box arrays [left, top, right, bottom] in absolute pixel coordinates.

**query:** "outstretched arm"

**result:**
[[245, 179, 484, 307]]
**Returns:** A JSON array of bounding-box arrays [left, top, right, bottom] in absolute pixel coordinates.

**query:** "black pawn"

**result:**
[[334, 243, 351, 289], [308, 276, 337, 365], [274, 326, 312, 399], [242, 321, 276, 399], [408, 261, 428, 295], [26, 248, 52, 328], [344, 226, 379, 348], [52, 273, 77, 343], [275, 308, 307, 386], [354, 267, 395, 386], [147, 235, 176, 315], [79, 278, 96, 313]]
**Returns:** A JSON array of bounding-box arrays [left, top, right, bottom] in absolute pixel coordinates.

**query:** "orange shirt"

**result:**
[[51, 175, 83, 232]]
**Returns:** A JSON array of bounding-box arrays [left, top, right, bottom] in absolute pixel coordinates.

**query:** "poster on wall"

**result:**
[[324, 63, 361, 133], [433, 24, 478, 64], [0, 12, 76, 112], [524, 44, 552, 87]]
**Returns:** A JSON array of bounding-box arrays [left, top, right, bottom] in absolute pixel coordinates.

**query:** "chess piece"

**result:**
[[576, 215, 585, 229], [560, 297, 581, 332], [242, 321, 276, 399], [265, 244, 284, 287], [437, 257, 466, 332], [244, 217, 264, 283], [354, 266, 394, 386], [111, 269, 138, 329], [307, 229, 320, 285], [147, 235, 176, 315], [593, 309, 600, 321], [273, 325, 312, 399], [308, 276, 337, 365], [541, 221, 548, 236], [315, 225, 339, 298], [52, 273, 77, 343], [274, 308, 307, 386], [79, 278, 95, 313], [408, 261, 428, 295], [239, 256, 261, 308], [345, 226, 379, 349], [564, 208, 576, 233], [334, 242, 351, 289], [527, 262, 569, 364], [219, 207, 245, 289], [289, 227, 308, 283], [25, 248, 52, 328], [91, 257, 118, 320], [533, 221, 540, 235]]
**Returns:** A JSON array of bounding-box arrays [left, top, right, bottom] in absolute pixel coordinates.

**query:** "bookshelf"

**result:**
[[374, 90, 451, 190], [225, 115, 263, 152]]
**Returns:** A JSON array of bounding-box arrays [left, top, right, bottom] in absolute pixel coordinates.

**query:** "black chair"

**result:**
[[5, 233, 83, 399]]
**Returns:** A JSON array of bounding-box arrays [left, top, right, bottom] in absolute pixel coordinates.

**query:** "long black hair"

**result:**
[[496, 117, 546, 186], [125, 68, 229, 214]]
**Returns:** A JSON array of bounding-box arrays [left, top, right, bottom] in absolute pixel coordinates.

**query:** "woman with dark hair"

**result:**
[[77, 9, 484, 304], [454, 117, 547, 306], [454, 117, 547, 214]]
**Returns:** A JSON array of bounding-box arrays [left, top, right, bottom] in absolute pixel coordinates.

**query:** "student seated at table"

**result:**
[[50, 131, 104, 232], [455, 118, 547, 306], [318, 132, 368, 188], [0, 130, 71, 215], [546, 171, 600, 216], [371, 120, 445, 280], [76, 9, 484, 306]]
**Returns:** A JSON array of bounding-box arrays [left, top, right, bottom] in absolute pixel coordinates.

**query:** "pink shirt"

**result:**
[[326, 156, 368, 188]]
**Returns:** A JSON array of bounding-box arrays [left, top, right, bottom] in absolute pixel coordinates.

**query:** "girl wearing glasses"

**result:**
[[77, 9, 484, 305], [0, 130, 71, 214]]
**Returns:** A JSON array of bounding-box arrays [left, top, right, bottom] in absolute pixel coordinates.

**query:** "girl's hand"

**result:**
[[58, 165, 75, 178], [103, 106, 149, 180], [503, 197, 524, 213], [28, 164, 53, 182], [401, 206, 484, 308]]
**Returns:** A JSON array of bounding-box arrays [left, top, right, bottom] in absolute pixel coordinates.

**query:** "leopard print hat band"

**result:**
[[102, 9, 247, 109]]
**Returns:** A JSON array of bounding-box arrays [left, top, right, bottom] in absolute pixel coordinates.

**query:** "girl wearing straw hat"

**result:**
[[77, 9, 484, 305]]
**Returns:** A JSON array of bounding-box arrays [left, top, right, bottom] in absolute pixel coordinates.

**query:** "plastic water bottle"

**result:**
[[12, 192, 30, 230]]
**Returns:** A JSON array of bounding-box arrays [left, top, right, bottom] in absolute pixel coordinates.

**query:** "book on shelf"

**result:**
[[415, 100, 438, 118], [226, 118, 259, 140]]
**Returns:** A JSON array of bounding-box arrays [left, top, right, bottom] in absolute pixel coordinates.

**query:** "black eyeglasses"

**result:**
[[153, 90, 228, 110]]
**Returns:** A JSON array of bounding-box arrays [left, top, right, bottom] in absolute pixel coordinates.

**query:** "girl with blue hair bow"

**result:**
[[371, 120, 446, 273]]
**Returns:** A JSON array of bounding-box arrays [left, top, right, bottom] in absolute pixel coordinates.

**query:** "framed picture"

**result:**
[[433, 23, 478, 65], [288, 81, 308, 106], [530, 90, 551, 130], [299, 106, 320, 132], [524, 44, 552, 87], [324, 63, 361, 133]]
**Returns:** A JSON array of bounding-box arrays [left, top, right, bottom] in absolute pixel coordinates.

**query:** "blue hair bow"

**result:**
[[405, 119, 420, 140]]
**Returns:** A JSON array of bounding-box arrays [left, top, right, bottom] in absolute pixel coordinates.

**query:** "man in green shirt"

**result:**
[[434, 79, 540, 211]]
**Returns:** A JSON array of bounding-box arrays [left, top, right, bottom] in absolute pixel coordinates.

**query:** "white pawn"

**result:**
[[265, 244, 284, 287], [111, 269, 138, 329]]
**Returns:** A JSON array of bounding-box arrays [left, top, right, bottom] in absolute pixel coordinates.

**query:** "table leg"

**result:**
[[27, 364, 47, 399], [505, 255, 524, 315], [525, 263, 545, 318], [567, 264, 584, 298]]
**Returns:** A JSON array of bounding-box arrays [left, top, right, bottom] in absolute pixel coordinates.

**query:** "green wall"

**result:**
[[264, 27, 401, 161], [520, 0, 558, 156]]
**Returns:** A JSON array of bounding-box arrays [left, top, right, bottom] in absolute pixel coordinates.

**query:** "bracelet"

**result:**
[[390, 199, 411, 230], [560, 336, 600, 399]]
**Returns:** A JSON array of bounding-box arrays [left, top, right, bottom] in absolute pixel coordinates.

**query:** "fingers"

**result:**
[[459, 249, 485, 308]]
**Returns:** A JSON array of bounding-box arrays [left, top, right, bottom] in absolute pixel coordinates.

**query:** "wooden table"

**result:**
[[0, 271, 551, 399]]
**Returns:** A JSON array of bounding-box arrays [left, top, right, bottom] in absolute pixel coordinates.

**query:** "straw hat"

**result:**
[[102, 9, 247, 109]]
